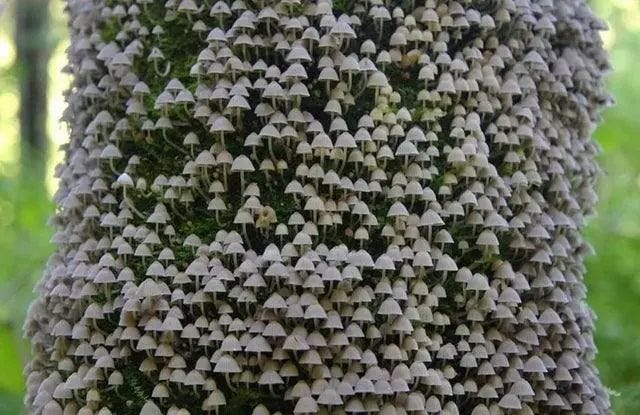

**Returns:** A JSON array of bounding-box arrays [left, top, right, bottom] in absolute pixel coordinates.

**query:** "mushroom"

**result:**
[[230, 155, 255, 192]]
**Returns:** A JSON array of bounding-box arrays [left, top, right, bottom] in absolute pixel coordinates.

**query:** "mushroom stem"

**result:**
[[124, 195, 145, 219], [162, 129, 189, 155], [222, 167, 228, 189], [224, 372, 236, 391], [108, 159, 119, 175], [268, 137, 276, 161], [154, 59, 171, 77]]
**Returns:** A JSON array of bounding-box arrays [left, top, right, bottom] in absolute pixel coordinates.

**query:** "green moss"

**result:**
[[221, 388, 292, 415], [332, 0, 354, 14], [93, 291, 108, 305], [103, 366, 153, 415], [101, 20, 121, 43], [288, 3, 307, 15]]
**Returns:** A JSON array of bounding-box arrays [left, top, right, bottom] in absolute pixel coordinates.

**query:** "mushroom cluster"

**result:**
[[25, 0, 611, 414]]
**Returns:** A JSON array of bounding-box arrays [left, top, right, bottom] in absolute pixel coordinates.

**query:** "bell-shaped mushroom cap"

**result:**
[[140, 401, 162, 415], [231, 155, 255, 172], [294, 396, 318, 413], [435, 254, 458, 272], [42, 401, 64, 415], [252, 405, 270, 415], [317, 388, 343, 406], [258, 370, 284, 386], [498, 393, 522, 410], [213, 354, 241, 373], [470, 404, 490, 415]]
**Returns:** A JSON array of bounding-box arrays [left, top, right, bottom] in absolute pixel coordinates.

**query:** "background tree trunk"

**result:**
[[15, 0, 50, 181]]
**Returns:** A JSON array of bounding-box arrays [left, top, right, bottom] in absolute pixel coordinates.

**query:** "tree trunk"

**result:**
[[24, 1, 612, 414], [15, 0, 50, 181]]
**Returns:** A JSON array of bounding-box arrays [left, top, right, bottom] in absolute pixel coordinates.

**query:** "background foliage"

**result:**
[[0, 0, 638, 413]]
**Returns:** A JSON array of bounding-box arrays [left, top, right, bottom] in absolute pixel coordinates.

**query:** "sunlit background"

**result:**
[[0, 0, 638, 413]]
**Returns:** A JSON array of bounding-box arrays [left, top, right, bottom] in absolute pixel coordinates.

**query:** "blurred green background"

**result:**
[[0, 0, 638, 413]]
